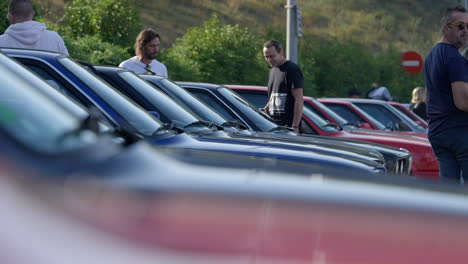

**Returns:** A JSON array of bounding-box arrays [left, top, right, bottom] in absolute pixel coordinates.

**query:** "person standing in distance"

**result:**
[[262, 40, 304, 133], [424, 6, 468, 184], [409, 86, 427, 121], [119, 28, 168, 78], [0, 0, 68, 54]]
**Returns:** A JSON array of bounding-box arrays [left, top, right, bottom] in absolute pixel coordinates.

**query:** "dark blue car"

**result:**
[[91, 65, 390, 168], [0, 51, 266, 182], [2, 48, 386, 176]]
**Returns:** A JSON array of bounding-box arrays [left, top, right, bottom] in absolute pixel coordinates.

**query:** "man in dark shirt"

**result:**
[[262, 40, 304, 133], [424, 6, 468, 183]]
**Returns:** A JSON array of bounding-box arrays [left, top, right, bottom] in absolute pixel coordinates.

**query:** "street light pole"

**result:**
[[286, 0, 298, 63]]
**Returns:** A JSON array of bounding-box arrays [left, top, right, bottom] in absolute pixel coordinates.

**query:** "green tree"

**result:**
[[302, 36, 378, 98], [0, 1, 8, 34], [63, 0, 140, 47], [0, 0, 42, 34], [373, 50, 424, 102], [65, 34, 131, 65], [164, 14, 268, 84]]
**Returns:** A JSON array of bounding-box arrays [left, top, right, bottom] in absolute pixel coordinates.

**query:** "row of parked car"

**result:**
[[1, 47, 441, 180], [4, 48, 468, 263]]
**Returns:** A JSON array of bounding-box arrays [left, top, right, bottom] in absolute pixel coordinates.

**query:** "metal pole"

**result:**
[[286, 0, 298, 63]]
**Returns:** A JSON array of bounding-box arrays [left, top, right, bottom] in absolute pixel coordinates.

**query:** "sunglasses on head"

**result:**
[[448, 22, 468, 30]]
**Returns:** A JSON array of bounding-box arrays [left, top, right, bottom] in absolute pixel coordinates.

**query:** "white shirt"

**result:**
[[368, 86, 393, 101], [119, 56, 168, 78], [0, 21, 68, 55]]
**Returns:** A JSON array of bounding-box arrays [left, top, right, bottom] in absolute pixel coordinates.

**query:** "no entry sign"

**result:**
[[401, 51, 423, 75]]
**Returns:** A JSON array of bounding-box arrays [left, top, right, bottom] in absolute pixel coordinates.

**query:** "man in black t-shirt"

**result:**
[[262, 40, 304, 133], [424, 6, 468, 183]]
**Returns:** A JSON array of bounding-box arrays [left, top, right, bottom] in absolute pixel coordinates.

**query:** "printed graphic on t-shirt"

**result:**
[[269, 92, 288, 115]]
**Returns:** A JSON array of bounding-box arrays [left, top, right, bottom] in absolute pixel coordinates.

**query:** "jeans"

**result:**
[[429, 128, 468, 184]]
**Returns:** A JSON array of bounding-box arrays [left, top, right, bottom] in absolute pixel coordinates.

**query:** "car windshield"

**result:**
[[154, 78, 228, 125], [217, 87, 278, 131], [308, 98, 350, 126], [302, 104, 340, 132], [354, 102, 424, 131], [118, 72, 213, 135], [390, 103, 428, 126], [0, 53, 97, 154], [58, 58, 163, 136]]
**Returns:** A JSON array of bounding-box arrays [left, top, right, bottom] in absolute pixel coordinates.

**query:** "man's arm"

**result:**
[[452, 81, 468, 112], [291, 88, 304, 133]]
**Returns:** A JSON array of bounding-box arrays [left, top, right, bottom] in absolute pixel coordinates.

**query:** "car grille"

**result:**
[[395, 157, 411, 176]]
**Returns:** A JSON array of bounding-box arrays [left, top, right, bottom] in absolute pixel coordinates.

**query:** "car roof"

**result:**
[[225, 84, 267, 91], [176, 81, 222, 90], [318, 98, 354, 105], [1, 47, 63, 58], [340, 98, 392, 105]]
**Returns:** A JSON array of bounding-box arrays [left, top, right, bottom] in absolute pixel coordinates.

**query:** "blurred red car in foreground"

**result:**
[[57, 172, 468, 264], [3, 158, 468, 264]]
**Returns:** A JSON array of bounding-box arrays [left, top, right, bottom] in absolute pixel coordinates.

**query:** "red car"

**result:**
[[318, 98, 427, 138], [46, 170, 468, 264], [226, 85, 438, 179]]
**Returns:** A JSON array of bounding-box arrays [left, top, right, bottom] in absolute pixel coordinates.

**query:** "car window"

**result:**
[[354, 103, 411, 131], [152, 78, 228, 125], [303, 102, 329, 122], [217, 87, 278, 132], [391, 103, 426, 126], [0, 54, 97, 154], [58, 58, 163, 136], [236, 92, 268, 109], [324, 103, 367, 125], [308, 98, 349, 125], [118, 72, 205, 132], [302, 106, 340, 133], [188, 90, 238, 122]]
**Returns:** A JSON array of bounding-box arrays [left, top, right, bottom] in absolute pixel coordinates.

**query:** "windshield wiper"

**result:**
[[55, 108, 102, 144], [321, 122, 342, 130], [152, 123, 183, 136], [268, 126, 293, 133], [221, 120, 248, 130], [183, 120, 216, 130], [342, 122, 359, 127]]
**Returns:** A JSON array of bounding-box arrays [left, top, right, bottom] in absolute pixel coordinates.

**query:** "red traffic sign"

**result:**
[[401, 51, 423, 75]]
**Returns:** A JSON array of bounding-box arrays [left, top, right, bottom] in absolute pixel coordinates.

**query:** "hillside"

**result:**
[[37, 0, 456, 56]]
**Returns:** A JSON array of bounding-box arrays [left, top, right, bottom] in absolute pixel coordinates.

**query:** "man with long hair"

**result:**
[[119, 28, 168, 77]]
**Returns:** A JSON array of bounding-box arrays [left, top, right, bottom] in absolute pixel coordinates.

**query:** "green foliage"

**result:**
[[63, 0, 140, 46], [0, 0, 42, 33], [65, 34, 132, 65], [0, 1, 8, 34], [164, 14, 268, 84], [373, 50, 424, 102], [299, 35, 424, 101]]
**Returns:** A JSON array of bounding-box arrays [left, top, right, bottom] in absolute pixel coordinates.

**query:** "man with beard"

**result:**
[[424, 6, 468, 183], [119, 28, 168, 77]]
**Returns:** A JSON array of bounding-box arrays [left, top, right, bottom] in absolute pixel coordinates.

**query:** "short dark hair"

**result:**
[[440, 5, 466, 26], [263, 40, 282, 53], [134, 28, 160, 56], [8, 0, 34, 19]]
